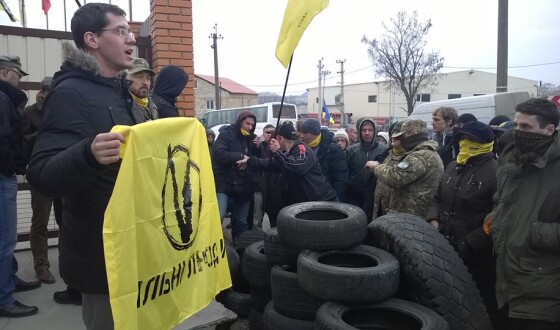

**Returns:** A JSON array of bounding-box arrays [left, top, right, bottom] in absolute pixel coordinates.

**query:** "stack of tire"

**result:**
[[259, 202, 450, 329], [216, 230, 265, 327]]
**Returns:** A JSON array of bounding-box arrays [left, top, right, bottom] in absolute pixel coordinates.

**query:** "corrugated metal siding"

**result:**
[[0, 32, 144, 108]]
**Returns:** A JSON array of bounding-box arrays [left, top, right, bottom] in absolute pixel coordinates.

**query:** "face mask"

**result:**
[[513, 129, 553, 154], [456, 140, 494, 165]]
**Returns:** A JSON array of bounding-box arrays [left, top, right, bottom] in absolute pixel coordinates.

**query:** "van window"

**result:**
[[251, 106, 268, 122], [272, 104, 296, 118], [448, 94, 461, 99]]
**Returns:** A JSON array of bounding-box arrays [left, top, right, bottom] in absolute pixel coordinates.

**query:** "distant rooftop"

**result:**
[[196, 74, 258, 95]]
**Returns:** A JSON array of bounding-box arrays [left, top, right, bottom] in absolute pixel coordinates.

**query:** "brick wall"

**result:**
[[150, 0, 195, 117]]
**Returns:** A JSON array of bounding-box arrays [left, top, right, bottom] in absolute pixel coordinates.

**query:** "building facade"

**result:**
[[194, 74, 258, 119], [307, 70, 539, 123]]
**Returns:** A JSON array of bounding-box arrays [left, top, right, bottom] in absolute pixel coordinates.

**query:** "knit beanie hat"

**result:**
[[299, 119, 321, 135], [457, 113, 478, 125], [334, 130, 349, 143]]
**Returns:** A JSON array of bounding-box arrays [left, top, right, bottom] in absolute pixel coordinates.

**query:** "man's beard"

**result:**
[[133, 88, 149, 98]]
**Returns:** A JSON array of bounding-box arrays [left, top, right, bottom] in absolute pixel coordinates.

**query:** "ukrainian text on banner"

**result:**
[[104, 118, 231, 330]]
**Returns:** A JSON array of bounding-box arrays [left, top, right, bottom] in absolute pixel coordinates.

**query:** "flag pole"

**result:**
[[273, 54, 293, 138]]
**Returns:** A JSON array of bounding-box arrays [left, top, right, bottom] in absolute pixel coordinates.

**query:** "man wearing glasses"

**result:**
[[0, 55, 42, 318], [27, 3, 139, 328]]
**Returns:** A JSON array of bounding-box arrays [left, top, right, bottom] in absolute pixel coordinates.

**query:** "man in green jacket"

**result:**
[[489, 98, 560, 328], [366, 119, 443, 219]]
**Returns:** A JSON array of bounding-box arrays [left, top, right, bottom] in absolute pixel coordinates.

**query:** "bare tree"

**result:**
[[362, 10, 444, 115]]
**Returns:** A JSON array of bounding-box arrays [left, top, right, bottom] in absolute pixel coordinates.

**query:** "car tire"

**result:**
[[271, 265, 325, 320], [263, 228, 301, 266], [368, 212, 492, 330], [277, 202, 367, 251], [314, 299, 449, 329], [297, 245, 399, 304]]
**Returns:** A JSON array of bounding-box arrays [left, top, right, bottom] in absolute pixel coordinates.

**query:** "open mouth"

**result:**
[[125, 49, 133, 56]]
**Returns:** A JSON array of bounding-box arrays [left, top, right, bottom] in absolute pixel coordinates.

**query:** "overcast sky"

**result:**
[[2, 0, 559, 95]]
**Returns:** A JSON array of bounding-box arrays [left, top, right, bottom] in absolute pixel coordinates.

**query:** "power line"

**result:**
[[242, 61, 559, 90], [444, 61, 560, 69]]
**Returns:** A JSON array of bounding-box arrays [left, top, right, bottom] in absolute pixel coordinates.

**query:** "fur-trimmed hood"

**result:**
[[51, 42, 130, 93], [62, 42, 100, 75]]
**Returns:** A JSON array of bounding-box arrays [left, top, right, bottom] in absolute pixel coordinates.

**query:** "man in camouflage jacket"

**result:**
[[366, 119, 444, 219]]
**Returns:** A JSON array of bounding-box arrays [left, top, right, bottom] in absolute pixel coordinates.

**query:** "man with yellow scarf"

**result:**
[[426, 121, 502, 328], [127, 58, 158, 121]]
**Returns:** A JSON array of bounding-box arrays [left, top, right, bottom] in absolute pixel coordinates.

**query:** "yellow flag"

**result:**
[[275, 0, 329, 68], [104, 118, 231, 330]]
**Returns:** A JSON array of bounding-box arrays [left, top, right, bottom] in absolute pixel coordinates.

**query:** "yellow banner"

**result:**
[[275, 0, 329, 68], [104, 118, 231, 330]]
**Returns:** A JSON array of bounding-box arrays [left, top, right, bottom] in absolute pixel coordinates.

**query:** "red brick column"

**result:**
[[128, 21, 143, 37], [150, 0, 195, 117]]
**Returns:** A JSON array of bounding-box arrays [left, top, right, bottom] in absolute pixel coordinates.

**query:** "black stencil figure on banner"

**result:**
[[162, 144, 203, 251]]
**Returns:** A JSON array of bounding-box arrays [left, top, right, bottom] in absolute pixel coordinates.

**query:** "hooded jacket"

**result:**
[[211, 111, 260, 197], [372, 139, 443, 218], [313, 127, 348, 201], [0, 79, 28, 176], [26, 42, 144, 294], [151, 65, 188, 118], [490, 133, 560, 322], [248, 141, 336, 203], [346, 118, 386, 218]]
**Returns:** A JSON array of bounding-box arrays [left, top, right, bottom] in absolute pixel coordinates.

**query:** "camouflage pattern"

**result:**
[[373, 140, 444, 219], [128, 57, 155, 75], [392, 119, 427, 138], [372, 148, 403, 218]]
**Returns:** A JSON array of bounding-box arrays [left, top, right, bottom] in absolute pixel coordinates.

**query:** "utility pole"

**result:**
[[496, 0, 508, 93], [210, 24, 223, 109], [317, 59, 323, 119], [336, 59, 346, 127]]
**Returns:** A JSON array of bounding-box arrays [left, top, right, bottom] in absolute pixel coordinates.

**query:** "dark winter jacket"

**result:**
[[22, 97, 45, 155], [151, 65, 188, 118], [248, 141, 336, 203], [433, 129, 456, 168], [427, 153, 497, 263], [257, 140, 288, 215], [313, 127, 348, 201], [346, 118, 386, 217], [0, 79, 28, 177], [26, 43, 144, 294], [490, 133, 560, 323], [211, 112, 260, 198]]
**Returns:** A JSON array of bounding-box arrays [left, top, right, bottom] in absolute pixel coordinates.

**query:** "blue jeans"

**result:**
[[217, 193, 251, 240], [0, 174, 18, 308]]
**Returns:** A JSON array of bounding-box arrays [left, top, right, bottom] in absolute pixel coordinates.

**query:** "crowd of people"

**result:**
[[211, 102, 560, 330], [1, 2, 559, 330]]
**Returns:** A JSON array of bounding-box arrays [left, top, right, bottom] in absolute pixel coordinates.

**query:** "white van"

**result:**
[[408, 91, 530, 127], [203, 102, 298, 138]]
